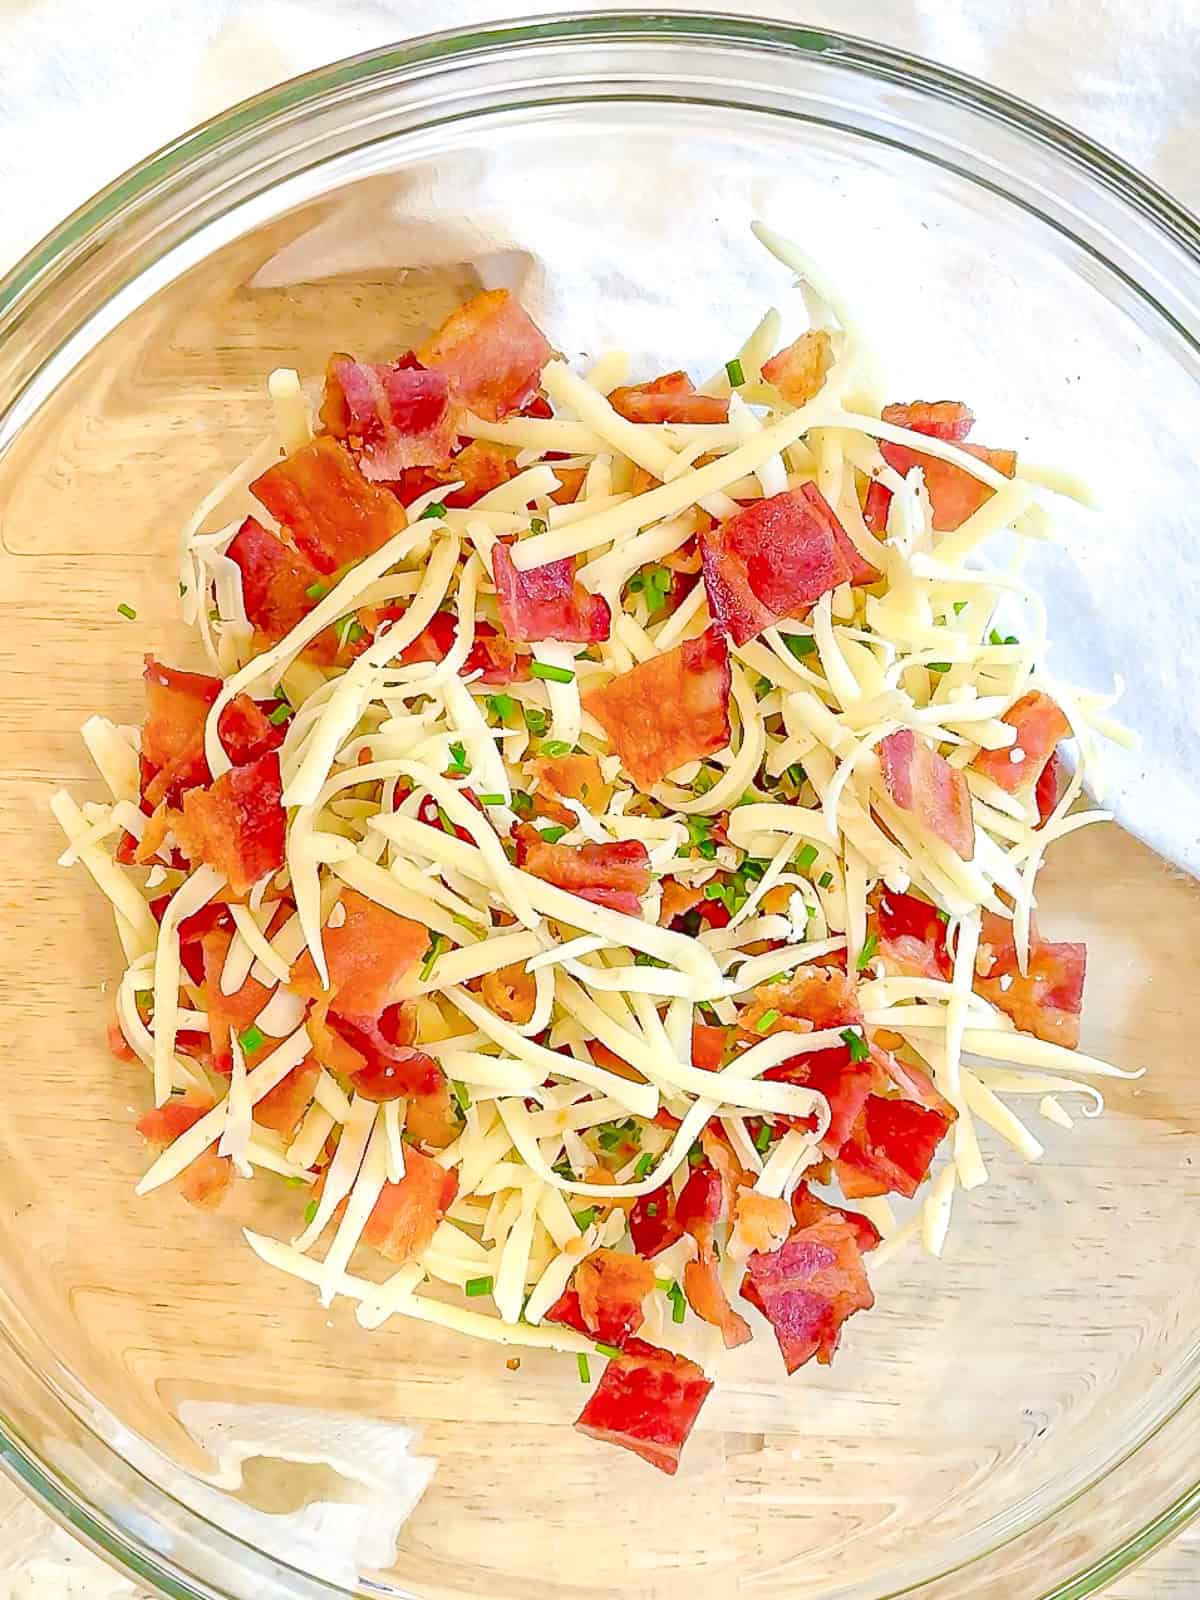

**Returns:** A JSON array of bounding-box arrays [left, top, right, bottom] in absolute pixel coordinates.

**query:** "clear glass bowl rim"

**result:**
[[2, 11, 1199, 1599]]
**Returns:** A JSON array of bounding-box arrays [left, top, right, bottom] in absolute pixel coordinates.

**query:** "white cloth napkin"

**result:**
[[0, 3, 1197, 1594]]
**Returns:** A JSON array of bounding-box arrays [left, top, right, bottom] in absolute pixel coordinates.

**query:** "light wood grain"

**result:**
[[0, 213, 1198, 1599]]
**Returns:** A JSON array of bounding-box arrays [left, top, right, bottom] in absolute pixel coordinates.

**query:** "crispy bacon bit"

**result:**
[[872, 1041, 957, 1122], [608, 371, 728, 424], [107, 1019, 137, 1064], [879, 728, 975, 860], [404, 1078, 460, 1149], [464, 621, 529, 684], [862, 478, 892, 535], [251, 435, 407, 573], [332, 1011, 443, 1100], [741, 1215, 874, 1373], [226, 516, 332, 651], [363, 1148, 458, 1263], [492, 545, 611, 645], [730, 1190, 792, 1258], [289, 889, 428, 1013], [321, 356, 458, 478], [583, 628, 731, 790], [766, 1044, 879, 1155], [527, 751, 608, 826], [879, 402, 1016, 533], [178, 1149, 235, 1209], [971, 691, 1071, 795], [761, 330, 834, 406], [570, 1249, 656, 1346], [137, 1096, 232, 1210], [677, 1163, 752, 1349], [136, 1096, 213, 1147], [416, 289, 552, 422], [835, 1096, 951, 1200], [514, 823, 650, 917], [701, 484, 876, 647], [740, 966, 862, 1038], [174, 750, 285, 897], [391, 439, 520, 510], [1036, 749, 1064, 825], [629, 1188, 683, 1258], [217, 694, 287, 767], [658, 878, 703, 928], [691, 1022, 728, 1072], [200, 929, 274, 1073], [253, 1059, 320, 1138], [872, 889, 952, 980], [140, 658, 220, 808], [974, 910, 1086, 1048], [575, 1337, 713, 1476], [480, 961, 537, 1025], [790, 1182, 881, 1255]]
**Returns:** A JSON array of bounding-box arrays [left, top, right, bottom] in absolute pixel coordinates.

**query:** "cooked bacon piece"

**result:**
[[514, 823, 650, 917], [527, 751, 608, 827], [741, 1215, 874, 1373], [1036, 749, 1064, 825], [545, 1286, 590, 1338], [974, 909, 1086, 1048], [608, 371, 728, 424], [790, 1182, 881, 1255], [136, 1096, 212, 1147], [730, 1190, 792, 1258], [676, 1163, 752, 1349], [871, 1041, 957, 1122], [766, 1043, 879, 1155], [740, 966, 862, 1038], [363, 1149, 458, 1264], [216, 694, 287, 767], [691, 1021, 728, 1072], [107, 1019, 137, 1064], [391, 439, 520, 510], [174, 751, 285, 897], [251, 435, 407, 573], [137, 1096, 232, 1209], [405, 1078, 460, 1149], [178, 1149, 235, 1209], [330, 1011, 443, 1100], [199, 929, 274, 1073], [878, 401, 1017, 533], [253, 1058, 320, 1138], [140, 658, 220, 807], [289, 889, 428, 1013], [575, 1337, 713, 1476], [834, 1096, 951, 1199], [464, 621, 530, 684], [628, 1187, 683, 1258], [700, 483, 876, 647], [226, 516, 331, 651], [416, 289, 552, 422], [879, 728, 975, 860], [583, 628, 731, 790], [872, 888, 952, 981], [569, 1249, 656, 1347], [492, 544, 611, 645], [862, 478, 892, 535], [480, 961, 537, 1025], [321, 356, 458, 479], [761, 330, 834, 406], [971, 691, 1071, 796]]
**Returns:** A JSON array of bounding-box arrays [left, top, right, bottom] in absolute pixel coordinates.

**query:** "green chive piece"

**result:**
[[671, 1286, 687, 1324], [755, 1121, 773, 1153], [595, 1342, 623, 1359], [576, 1352, 591, 1383], [928, 661, 952, 674], [284, 1175, 306, 1189], [305, 581, 327, 601], [796, 843, 818, 873], [134, 989, 153, 1008], [511, 789, 533, 814], [645, 1202, 658, 1216], [655, 1278, 674, 1293], [540, 739, 572, 758], [478, 792, 505, 805], [756, 1008, 780, 1034], [465, 1275, 493, 1297], [530, 517, 548, 536], [572, 1207, 596, 1232], [268, 701, 293, 726], [539, 824, 568, 844], [420, 933, 446, 982], [419, 501, 447, 521], [523, 707, 548, 736], [936, 908, 950, 924], [486, 693, 515, 722], [304, 1199, 318, 1225], [819, 871, 834, 888], [841, 1028, 870, 1063], [334, 614, 365, 649], [688, 1143, 705, 1167], [239, 1024, 265, 1055], [448, 740, 468, 774], [784, 633, 818, 660], [634, 1152, 654, 1179], [725, 357, 746, 387], [953, 600, 968, 616], [530, 661, 575, 684], [988, 628, 1019, 646], [856, 933, 879, 971], [452, 1080, 471, 1114], [784, 762, 807, 788], [116, 602, 137, 620]]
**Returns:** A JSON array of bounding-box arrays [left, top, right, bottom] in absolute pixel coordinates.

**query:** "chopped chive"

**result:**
[[284, 1175, 306, 1189], [486, 692, 515, 722], [530, 661, 575, 684], [435, 804, 456, 834], [478, 792, 505, 805], [755, 1008, 780, 1033], [523, 707, 548, 736], [304, 580, 328, 601], [725, 357, 746, 387], [645, 1202, 658, 1216], [576, 1352, 591, 1383], [465, 1275, 493, 1297], [856, 933, 879, 971], [841, 1028, 870, 1063], [134, 989, 153, 1008], [511, 789, 534, 814], [655, 1278, 674, 1293], [268, 701, 293, 726], [634, 952, 667, 968], [552, 1156, 576, 1182], [784, 633, 818, 660], [755, 1121, 773, 1152], [239, 1024, 265, 1055], [419, 501, 448, 521], [784, 762, 807, 788], [670, 1285, 687, 1324], [819, 871, 834, 888], [988, 628, 1019, 646], [304, 1200, 318, 1225], [116, 602, 137, 620], [595, 1342, 623, 1359], [538, 824, 568, 844], [334, 614, 366, 648], [420, 933, 446, 982], [633, 1152, 655, 1179], [447, 740, 469, 774], [540, 739, 572, 758], [927, 661, 952, 674], [451, 1079, 471, 1114], [953, 600, 968, 615], [597, 1127, 622, 1151], [572, 1206, 596, 1232], [530, 517, 548, 536], [935, 908, 950, 924], [687, 1142, 705, 1167], [796, 843, 818, 873]]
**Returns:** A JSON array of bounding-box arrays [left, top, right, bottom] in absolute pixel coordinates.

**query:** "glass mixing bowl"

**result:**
[[2, 13, 1199, 1600]]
